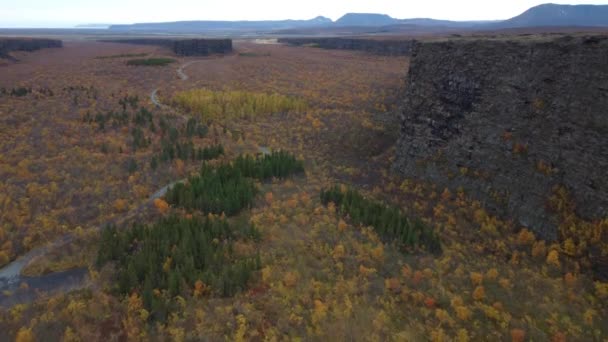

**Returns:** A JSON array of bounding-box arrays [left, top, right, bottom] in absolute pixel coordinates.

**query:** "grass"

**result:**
[[126, 58, 176, 66]]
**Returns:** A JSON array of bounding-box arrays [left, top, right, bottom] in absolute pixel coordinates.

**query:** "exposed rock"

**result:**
[[394, 36, 608, 241], [172, 39, 232, 56], [278, 38, 413, 56], [0, 38, 62, 59], [99, 39, 233, 56]]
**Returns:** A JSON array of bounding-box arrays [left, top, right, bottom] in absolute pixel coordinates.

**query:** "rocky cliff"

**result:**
[[172, 39, 232, 56], [100, 39, 232, 56], [394, 36, 608, 241], [278, 38, 413, 56], [0, 38, 62, 59]]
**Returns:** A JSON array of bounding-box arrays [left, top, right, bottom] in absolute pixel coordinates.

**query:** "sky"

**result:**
[[1, 0, 608, 28]]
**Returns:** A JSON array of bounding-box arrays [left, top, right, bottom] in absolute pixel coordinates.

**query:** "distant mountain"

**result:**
[[75, 24, 112, 29], [500, 3, 608, 27], [335, 13, 398, 26], [109, 16, 332, 33], [107, 4, 608, 35], [398, 18, 498, 28]]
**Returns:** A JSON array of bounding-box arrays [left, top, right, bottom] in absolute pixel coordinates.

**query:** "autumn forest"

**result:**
[[0, 37, 606, 342]]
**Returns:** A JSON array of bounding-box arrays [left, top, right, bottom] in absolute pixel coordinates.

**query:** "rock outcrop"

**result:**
[[0, 38, 62, 59], [171, 39, 232, 56], [100, 39, 233, 56], [278, 38, 413, 56], [394, 36, 608, 241]]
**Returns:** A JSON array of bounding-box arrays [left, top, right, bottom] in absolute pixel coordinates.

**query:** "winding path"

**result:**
[[149, 59, 204, 109], [150, 88, 164, 108], [176, 60, 203, 81]]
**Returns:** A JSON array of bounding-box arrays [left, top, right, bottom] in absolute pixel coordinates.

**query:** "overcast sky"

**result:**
[[1, 0, 607, 28]]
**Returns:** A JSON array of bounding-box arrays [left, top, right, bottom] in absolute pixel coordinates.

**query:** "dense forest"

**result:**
[[321, 185, 442, 253], [165, 151, 304, 215], [97, 215, 261, 321], [1, 39, 606, 341]]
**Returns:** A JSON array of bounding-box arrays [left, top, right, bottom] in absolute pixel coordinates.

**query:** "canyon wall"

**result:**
[[100, 39, 233, 56], [0, 38, 62, 59], [394, 36, 608, 241], [278, 37, 413, 56], [172, 39, 232, 56]]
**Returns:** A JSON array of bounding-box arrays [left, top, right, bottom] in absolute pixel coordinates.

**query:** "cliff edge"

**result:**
[[394, 36, 608, 241]]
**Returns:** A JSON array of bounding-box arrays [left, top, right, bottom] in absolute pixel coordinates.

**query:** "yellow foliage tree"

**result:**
[[510, 329, 525, 342], [113, 199, 128, 212], [338, 219, 348, 232], [153, 198, 169, 214], [264, 192, 274, 204], [546, 250, 560, 268], [283, 271, 299, 288], [473, 286, 485, 301], [15, 327, 34, 342], [470, 272, 483, 286], [193, 280, 208, 297]]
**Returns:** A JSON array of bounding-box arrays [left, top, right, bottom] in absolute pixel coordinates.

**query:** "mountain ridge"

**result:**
[[107, 4, 608, 33]]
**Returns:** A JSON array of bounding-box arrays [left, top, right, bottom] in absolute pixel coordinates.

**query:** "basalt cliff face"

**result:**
[[100, 39, 233, 56], [394, 36, 608, 241], [278, 38, 413, 56], [0, 38, 62, 59]]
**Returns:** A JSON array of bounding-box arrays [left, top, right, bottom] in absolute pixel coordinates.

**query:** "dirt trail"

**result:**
[[176, 60, 201, 81]]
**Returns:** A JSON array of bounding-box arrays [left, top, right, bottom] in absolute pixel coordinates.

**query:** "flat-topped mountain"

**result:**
[[501, 3, 608, 27], [335, 13, 398, 26]]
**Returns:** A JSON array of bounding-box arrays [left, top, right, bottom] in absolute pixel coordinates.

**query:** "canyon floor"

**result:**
[[0, 39, 606, 341]]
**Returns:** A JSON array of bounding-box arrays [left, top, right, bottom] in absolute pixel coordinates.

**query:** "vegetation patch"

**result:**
[[238, 52, 271, 57], [126, 58, 176, 66], [165, 151, 304, 215], [172, 89, 307, 121], [153, 117, 215, 166], [97, 215, 261, 321], [95, 53, 148, 59], [321, 185, 441, 253]]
